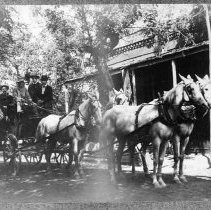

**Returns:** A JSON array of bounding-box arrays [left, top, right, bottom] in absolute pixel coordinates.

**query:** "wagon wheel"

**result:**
[[54, 152, 71, 169], [24, 152, 43, 165], [3, 134, 21, 176]]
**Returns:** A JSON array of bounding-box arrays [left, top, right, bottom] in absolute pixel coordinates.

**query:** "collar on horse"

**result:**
[[157, 90, 197, 126]]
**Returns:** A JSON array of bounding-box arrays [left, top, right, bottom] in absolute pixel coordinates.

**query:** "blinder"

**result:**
[[182, 82, 208, 120]]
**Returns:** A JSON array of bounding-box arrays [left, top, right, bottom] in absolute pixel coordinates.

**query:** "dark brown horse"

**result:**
[[100, 75, 209, 188], [35, 93, 102, 176]]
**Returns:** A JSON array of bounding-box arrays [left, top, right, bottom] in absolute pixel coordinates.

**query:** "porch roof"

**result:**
[[108, 40, 209, 74]]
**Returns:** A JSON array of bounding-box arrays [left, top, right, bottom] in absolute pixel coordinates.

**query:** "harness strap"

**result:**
[[158, 92, 197, 126], [135, 104, 145, 129], [158, 92, 177, 126], [56, 114, 67, 133]]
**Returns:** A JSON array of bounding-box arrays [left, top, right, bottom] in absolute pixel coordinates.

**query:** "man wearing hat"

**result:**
[[0, 84, 15, 124], [38, 75, 53, 115], [13, 76, 32, 105], [13, 76, 40, 117], [28, 73, 42, 103]]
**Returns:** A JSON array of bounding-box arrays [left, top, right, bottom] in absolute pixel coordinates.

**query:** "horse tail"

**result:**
[[35, 120, 45, 142]]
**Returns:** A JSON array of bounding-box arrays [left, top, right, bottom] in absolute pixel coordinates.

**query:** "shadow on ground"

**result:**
[[0, 162, 210, 203]]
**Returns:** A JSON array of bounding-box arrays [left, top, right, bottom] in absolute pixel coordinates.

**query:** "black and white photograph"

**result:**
[[0, 3, 211, 209]]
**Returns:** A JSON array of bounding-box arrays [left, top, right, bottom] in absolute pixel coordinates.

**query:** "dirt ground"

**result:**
[[0, 153, 210, 204]]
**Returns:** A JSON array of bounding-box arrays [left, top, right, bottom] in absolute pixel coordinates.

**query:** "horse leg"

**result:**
[[45, 139, 51, 171], [173, 135, 182, 184], [152, 137, 161, 188], [116, 137, 126, 177], [128, 141, 136, 176], [107, 136, 116, 183], [67, 145, 75, 176], [45, 138, 57, 172], [140, 142, 150, 176], [179, 137, 189, 183], [157, 140, 169, 188], [73, 138, 82, 178]]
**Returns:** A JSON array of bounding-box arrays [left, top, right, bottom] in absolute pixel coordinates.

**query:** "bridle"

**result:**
[[76, 97, 101, 126], [114, 92, 128, 105], [181, 81, 208, 119], [197, 82, 211, 109]]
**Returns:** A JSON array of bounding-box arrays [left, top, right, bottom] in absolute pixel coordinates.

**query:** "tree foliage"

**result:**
[[1, 4, 211, 109], [0, 6, 14, 65]]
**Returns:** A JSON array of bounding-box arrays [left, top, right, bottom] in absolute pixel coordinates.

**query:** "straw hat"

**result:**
[[0, 84, 9, 90]]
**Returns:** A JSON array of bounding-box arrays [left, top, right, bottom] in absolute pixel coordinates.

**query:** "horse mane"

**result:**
[[78, 98, 91, 115], [163, 82, 184, 105]]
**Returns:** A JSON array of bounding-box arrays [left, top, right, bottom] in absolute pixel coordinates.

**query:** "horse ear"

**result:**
[[195, 74, 206, 85], [203, 74, 210, 81], [179, 74, 190, 84], [163, 91, 168, 97], [113, 88, 119, 95], [187, 74, 193, 82]]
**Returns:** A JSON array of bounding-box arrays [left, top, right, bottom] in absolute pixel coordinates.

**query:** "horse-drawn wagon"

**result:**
[[0, 92, 102, 176]]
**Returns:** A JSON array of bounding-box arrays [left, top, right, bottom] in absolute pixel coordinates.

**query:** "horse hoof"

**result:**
[[111, 177, 117, 184], [144, 173, 151, 179], [73, 172, 81, 179], [117, 172, 125, 179], [180, 176, 188, 183], [153, 182, 161, 188], [11, 172, 17, 177], [174, 178, 183, 185], [158, 180, 167, 188]]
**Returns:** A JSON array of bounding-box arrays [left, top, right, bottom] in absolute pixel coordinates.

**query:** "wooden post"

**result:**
[[171, 60, 177, 87], [63, 85, 69, 114], [131, 69, 137, 105], [204, 4, 211, 155]]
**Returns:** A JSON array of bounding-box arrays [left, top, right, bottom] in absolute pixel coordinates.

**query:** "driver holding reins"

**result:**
[[13, 76, 39, 116]]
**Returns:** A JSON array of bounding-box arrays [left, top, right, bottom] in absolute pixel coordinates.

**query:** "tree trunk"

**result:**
[[95, 55, 114, 108]]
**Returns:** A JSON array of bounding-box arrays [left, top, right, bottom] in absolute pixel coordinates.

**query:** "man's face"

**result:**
[[32, 77, 37, 83], [17, 81, 25, 88], [1, 87, 8, 94], [41, 80, 47, 86]]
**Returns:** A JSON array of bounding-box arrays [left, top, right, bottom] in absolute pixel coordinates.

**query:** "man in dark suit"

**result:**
[[0, 84, 15, 126], [28, 73, 42, 103], [38, 75, 53, 115]]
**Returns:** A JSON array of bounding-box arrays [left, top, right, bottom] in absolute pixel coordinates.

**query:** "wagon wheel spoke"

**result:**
[[2, 134, 21, 175], [25, 152, 43, 165], [55, 152, 69, 168]]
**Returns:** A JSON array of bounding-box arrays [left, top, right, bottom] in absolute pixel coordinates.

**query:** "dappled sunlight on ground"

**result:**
[[0, 153, 209, 203]]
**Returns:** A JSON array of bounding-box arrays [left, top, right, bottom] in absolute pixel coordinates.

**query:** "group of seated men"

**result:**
[[0, 73, 53, 124]]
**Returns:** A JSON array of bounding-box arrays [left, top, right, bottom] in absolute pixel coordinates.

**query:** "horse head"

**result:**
[[179, 74, 209, 109], [195, 74, 211, 108], [112, 88, 129, 105], [87, 92, 102, 125]]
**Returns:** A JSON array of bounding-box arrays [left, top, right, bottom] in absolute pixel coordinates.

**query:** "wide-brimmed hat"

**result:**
[[0, 84, 9, 90], [17, 76, 25, 83], [41, 75, 49, 81]]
